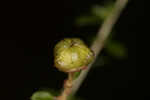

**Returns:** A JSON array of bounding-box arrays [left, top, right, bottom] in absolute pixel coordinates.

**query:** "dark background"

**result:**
[[0, 0, 141, 100]]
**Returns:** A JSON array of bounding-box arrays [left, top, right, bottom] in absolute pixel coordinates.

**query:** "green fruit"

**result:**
[[54, 38, 94, 72]]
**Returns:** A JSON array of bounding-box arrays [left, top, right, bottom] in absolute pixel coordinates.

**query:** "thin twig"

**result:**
[[71, 0, 129, 95]]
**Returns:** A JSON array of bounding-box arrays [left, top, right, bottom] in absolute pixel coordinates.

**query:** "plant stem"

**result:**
[[56, 72, 74, 100], [71, 0, 129, 95]]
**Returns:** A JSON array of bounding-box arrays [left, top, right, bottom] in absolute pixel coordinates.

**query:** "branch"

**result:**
[[71, 0, 129, 95]]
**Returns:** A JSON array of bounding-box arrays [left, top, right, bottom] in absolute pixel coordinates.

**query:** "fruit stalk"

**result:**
[[56, 72, 74, 100]]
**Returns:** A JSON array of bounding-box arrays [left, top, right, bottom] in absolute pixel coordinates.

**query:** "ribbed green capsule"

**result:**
[[54, 38, 94, 73]]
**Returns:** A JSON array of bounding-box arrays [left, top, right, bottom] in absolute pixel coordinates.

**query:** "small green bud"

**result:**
[[54, 38, 94, 72]]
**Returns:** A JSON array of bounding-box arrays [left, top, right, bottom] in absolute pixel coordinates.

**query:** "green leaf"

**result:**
[[75, 2, 114, 27], [31, 91, 54, 100], [38, 88, 60, 96], [75, 16, 100, 26], [91, 3, 114, 20], [105, 41, 128, 59]]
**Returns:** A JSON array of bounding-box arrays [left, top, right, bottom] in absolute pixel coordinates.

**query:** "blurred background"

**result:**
[[0, 0, 140, 100]]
